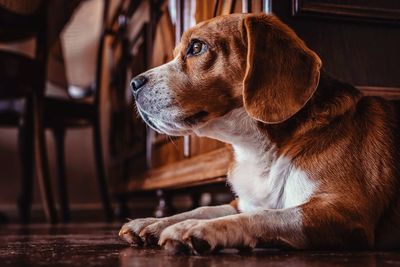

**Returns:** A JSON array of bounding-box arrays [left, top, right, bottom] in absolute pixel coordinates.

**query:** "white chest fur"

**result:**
[[229, 145, 316, 212], [195, 108, 317, 213]]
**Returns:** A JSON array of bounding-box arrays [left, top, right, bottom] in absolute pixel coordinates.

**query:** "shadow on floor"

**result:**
[[0, 224, 399, 267]]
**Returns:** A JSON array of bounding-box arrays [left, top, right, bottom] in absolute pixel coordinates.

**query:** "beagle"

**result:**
[[119, 13, 400, 254]]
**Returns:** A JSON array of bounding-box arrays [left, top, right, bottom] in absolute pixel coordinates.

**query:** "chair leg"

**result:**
[[17, 98, 34, 224], [33, 95, 58, 224], [93, 119, 113, 221], [116, 161, 130, 220], [53, 128, 70, 223]]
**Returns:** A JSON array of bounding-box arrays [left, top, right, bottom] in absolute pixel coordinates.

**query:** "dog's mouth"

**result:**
[[136, 101, 211, 136], [136, 104, 196, 136], [183, 111, 209, 126], [137, 107, 160, 132]]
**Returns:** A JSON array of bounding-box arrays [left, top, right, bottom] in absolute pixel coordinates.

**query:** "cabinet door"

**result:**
[[273, 0, 400, 96]]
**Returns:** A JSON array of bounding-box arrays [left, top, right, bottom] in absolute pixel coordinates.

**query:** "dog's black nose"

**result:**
[[131, 75, 147, 93]]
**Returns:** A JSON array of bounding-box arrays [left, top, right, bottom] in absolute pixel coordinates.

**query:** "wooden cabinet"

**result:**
[[116, 0, 400, 203]]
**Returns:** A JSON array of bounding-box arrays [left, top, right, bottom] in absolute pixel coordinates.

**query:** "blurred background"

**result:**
[[0, 0, 399, 224]]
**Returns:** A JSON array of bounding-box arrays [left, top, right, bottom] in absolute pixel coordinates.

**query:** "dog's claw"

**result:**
[[119, 228, 144, 247], [139, 227, 160, 247], [144, 233, 159, 247], [164, 239, 191, 255], [190, 236, 212, 255]]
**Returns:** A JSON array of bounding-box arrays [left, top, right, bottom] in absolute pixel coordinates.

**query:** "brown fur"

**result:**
[[258, 72, 400, 248], [243, 15, 321, 124]]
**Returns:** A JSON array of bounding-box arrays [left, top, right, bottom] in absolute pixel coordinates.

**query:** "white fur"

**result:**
[[119, 205, 237, 246], [195, 108, 317, 212]]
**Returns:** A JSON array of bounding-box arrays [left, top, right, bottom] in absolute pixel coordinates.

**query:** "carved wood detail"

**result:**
[[358, 86, 400, 99], [292, 0, 400, 24], [122, 147, 231, 192]]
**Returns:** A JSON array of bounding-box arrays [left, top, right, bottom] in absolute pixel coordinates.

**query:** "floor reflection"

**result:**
[[119, 246, 400, 267], [1, 224, 400, 267]]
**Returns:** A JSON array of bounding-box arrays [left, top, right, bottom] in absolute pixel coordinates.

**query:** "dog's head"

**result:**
[[131, 13, 321, 135]]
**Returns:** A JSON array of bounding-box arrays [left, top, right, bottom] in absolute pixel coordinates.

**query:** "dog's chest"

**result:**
[[228, 146, 316, 212]]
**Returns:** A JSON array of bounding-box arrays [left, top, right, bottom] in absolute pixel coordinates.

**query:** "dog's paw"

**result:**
[[159, 218, 257, 255], [119, 218, 159, 246], [138, 220, 175, 246], [182, 221, 224, 255], [159, 219, 227, 255], [159, 219, 201, 254]]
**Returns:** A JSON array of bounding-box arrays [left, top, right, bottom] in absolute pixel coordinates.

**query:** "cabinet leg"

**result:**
[[191, 193, 201, 209], [154, 190, 172, 218]]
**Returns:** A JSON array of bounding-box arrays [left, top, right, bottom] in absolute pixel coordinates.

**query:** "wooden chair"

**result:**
[[44, 0, 113, 222], [0, 1, 58, 223], [0, 0, 113, 223]]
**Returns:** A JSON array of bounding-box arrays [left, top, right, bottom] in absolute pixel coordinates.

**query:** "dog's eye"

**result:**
[[192, 42, 203, 54], [188, 41, 206, 56]]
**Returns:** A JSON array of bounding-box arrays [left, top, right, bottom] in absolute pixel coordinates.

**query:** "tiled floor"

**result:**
[[1, 223, 400, 266]]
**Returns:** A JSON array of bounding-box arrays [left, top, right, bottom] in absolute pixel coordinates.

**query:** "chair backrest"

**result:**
[[0, 51, 38, 98], [0, 0, 47, 43], [0, 0, 42, 14], [0, 1, 48, 99]]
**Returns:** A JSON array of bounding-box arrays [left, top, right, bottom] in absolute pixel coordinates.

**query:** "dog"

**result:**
[[119, 13, 400, 255]]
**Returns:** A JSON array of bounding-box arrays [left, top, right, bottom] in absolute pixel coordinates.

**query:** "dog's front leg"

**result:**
[[119, 202, 238, 247], [159, 197, 374, 254]]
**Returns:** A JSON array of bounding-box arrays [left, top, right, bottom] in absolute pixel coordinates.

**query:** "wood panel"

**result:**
[[190, 137, 225, 157], [150, 137, 185, 168], [271, 0, 400, 90], [124, 147, 232, 192], [293, 0, 400, 24]]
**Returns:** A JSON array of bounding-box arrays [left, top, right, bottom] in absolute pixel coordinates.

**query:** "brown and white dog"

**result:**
[[119, 13, 400, 254]]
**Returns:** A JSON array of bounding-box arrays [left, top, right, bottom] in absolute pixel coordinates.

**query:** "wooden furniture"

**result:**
[[0, 0, 113, 223], [44, 0, 113, 222], [116, 0, 400, 216], [0, 2, 58, 223]]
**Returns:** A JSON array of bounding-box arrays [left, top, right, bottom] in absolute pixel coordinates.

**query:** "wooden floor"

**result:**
[[1, 223, 400, 267]]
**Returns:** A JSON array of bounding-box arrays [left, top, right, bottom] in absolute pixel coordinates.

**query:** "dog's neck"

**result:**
[[194, 108, 317, 211], [194, 108, 278, 173], [194, 108, 271, 154]]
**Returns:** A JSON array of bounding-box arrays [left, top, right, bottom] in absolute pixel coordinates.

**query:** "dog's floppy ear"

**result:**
[[242, 14, 322, 124]]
